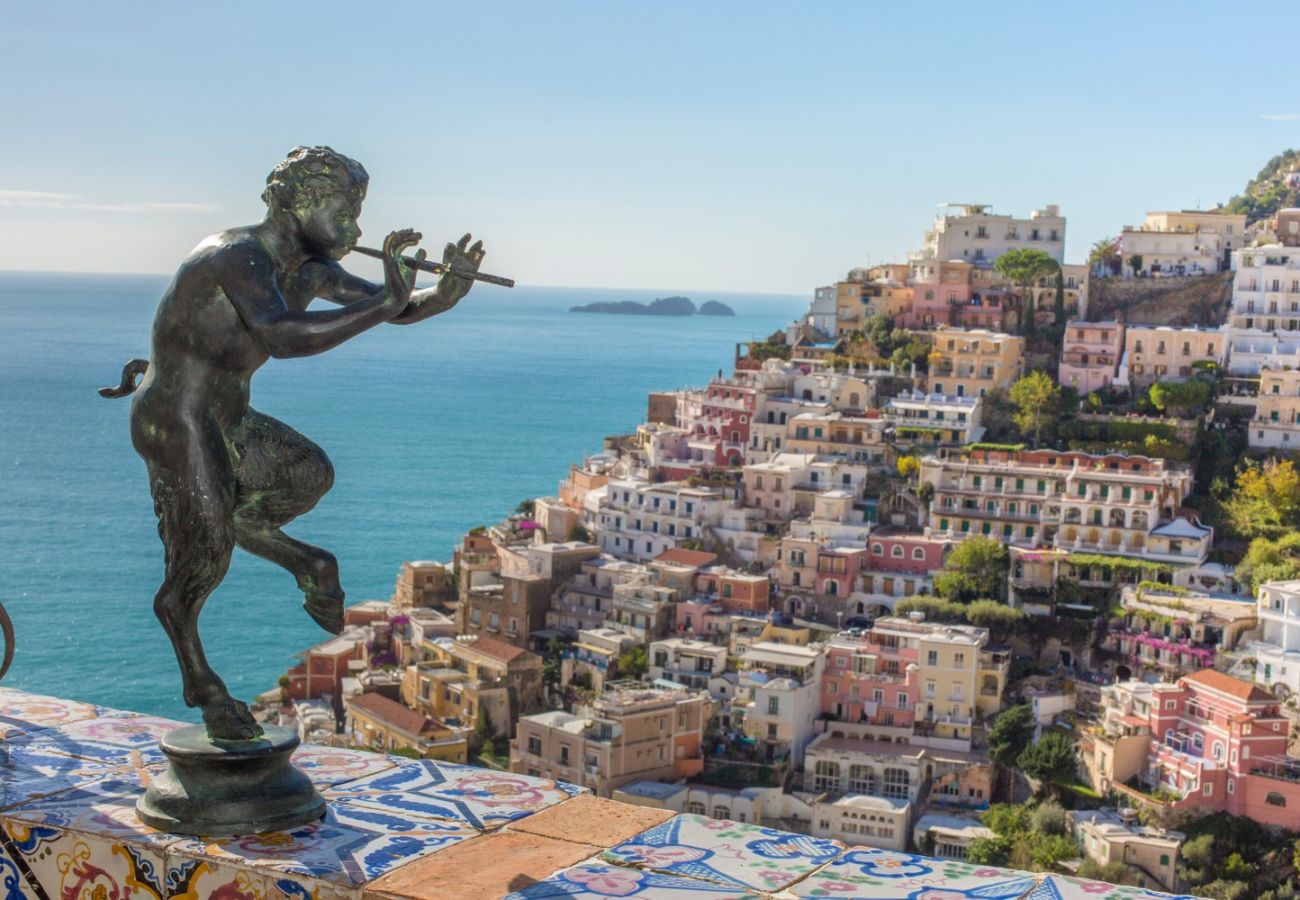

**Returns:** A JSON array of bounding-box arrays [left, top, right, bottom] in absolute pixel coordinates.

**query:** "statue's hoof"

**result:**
[[203, 698, 264, 742], [304, 593, 344, 635]]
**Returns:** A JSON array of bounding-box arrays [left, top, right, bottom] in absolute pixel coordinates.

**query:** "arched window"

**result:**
[[913, 547, 925, 560], [883, 768, 911, 799], [825, 580, 839, 596], [712, 804, 731, 820], [848, 765, 874, 792], [872, 543, 884, 556], [813, 760, 840, 792], [891, 546, 904, 558], [1267, 792, 1288, 807], [686, 801, 706, 815]]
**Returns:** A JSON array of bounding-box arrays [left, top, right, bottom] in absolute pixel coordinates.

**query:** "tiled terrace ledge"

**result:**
[[0, 688, 1196, 899]]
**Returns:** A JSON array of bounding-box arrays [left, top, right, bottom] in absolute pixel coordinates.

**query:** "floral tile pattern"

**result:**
[[1027, 875, 1202, 900], [3, 776, 175, 849], [792, 849, 1037, 899], [5, 709, 180, 768], [291, 742, 399, 789], [1, 815, 172, 900], [0, 688, 97, 740], [328, 759, 583, 830], [503, 862, 765, 899], [603, 814, 843, 893], [168, 799, 479, 886], [0, 832, 40, 899]]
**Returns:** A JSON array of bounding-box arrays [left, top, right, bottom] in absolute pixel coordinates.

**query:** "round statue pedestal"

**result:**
[[137, 724, 325, 836]]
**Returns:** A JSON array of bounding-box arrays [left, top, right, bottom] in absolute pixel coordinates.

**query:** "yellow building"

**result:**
[[344, 691, 469, 762], [1122, 325, 1224, 388], [923, 328, 1024, 398], [786, 411, 888, 464]]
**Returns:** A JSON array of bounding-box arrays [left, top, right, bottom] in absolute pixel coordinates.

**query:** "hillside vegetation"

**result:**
[[1221, 148, 1300, 223]]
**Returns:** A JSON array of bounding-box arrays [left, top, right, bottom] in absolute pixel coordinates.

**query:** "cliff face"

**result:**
[[1085, 272, 1232, 326]]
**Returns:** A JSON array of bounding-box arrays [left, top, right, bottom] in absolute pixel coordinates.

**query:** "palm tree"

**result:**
[[1088, 237, 1121, 276]]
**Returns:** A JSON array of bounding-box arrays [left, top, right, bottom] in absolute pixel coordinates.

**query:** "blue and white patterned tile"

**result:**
[[792, 849, 1038, 898], [2, 776, 176, 850], [0, 745, 120, 813], [291, 743, 399, 789], [1027, 874, 1201, 900], [0, 689, 97, 741], [327, 760, 583, 830], [5, 709, 180, 768], [602, 814, 842, 893], [167, 798, 478, 886], [503, 861, 766, 899]]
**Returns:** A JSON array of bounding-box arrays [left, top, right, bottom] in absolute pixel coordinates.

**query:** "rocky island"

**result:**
[[570, 295, 734, 316]]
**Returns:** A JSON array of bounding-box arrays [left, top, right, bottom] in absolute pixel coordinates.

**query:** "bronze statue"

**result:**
[[103, 146, 485, 743]]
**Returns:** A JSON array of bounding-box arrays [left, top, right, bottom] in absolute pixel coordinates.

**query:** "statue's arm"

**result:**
[[307, 261, 456, 326], [219, 249, 406, 359]]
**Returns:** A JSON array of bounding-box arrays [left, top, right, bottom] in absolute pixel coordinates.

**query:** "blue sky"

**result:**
[[2, 1, 1297, 293]]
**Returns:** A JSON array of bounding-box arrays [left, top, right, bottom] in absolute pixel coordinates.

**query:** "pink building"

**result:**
[[821, 628, 919, 728], [1140, 670, 1300, 829], [689, 378, 757, 467], [1058, 321, 1123, 393]]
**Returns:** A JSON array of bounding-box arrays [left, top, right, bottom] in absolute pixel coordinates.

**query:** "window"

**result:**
[[1267, 792, 1288, 807], [913, 547, 925, 560], [712, 805, 730, 820], [686, 801, 707, 815], [767, 696, 780, 715], [927, 650, 938, 666], [527, 736, 541, 755], [559, 745, 570, 765], [813, 760, 840, 792], [891, 545, 904, 558]]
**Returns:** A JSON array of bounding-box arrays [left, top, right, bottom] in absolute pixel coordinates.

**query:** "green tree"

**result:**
[[995, 248, 1060, 334], [1237, 533, 1300, 594], [1008, 371, 1063, 447], [966, 835, 1012, 866], [1018, 731, 1078, 798], [1128, 254, 1144, 275], [1077, 859, 1143, 887], [962, 599, 1024, 643], [933, 535, 1008, 602], [1088, 237, 1121, 276], [987, 705, 1036, 770], [1030, 800, 1067, 836], [612, 645, 648, 680], [475, 707, 497, 744], [893, 595, 964, 623], [515, 498, 536, 516], [1223, 459, 1300, 539], [567, 523, 593, 543], [1148, 379, 1213, 417]]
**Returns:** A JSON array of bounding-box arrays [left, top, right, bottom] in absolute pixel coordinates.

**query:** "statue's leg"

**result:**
[[148, 463, 262, 741], [231, 409, 345, 634]]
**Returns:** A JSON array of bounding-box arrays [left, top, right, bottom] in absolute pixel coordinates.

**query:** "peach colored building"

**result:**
[[1249, 366, 1300, 450], [1058, 321, 1123, 393], [1121, 325, 1224, 388], [923, 328, 1024, 399], [1121, 210, 1246, 276]]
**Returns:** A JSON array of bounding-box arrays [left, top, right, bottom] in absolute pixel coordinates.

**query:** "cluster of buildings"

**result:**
[[260, 197, 1300, 893]]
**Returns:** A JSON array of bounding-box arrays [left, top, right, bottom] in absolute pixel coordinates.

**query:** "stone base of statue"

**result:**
[[136, 724, 325, 836]]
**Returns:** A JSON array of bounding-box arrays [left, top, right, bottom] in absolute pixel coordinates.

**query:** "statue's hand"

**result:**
[[383, 228, 423, 312], [437, 233, 485, 308]]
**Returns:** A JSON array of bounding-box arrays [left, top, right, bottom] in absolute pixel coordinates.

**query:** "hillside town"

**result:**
[[260, 158, 1300, 898]]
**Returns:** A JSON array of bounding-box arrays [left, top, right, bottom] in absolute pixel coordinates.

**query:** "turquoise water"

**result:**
[[0, 271, 800, 720]]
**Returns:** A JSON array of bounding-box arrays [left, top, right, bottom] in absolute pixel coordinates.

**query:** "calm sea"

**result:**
[[0, 271, 801, 720]]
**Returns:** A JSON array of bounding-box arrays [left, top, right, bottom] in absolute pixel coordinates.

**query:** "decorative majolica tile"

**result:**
[[792, 849, 1037, 899], [503, 862, 765, 899], [0, 689, 97, 739], [1, 816, 172, 900], [3, 777, 175, 850], [291, 743, 398, 789], [5, 709, 179, 768], [0, 831, 41, 899], [1028, 875, 1202, 900], [327, 760, 582, 830], [167, 799, 478, 886], [0, 745, 120, 813], [602, 814, 842, 893]]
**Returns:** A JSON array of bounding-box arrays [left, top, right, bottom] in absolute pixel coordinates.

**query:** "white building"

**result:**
[[1226, 245, 1300, 374], [648, 638, 728, 694], [910, 203, 1066, 268], [811, 794, 910, 851], [913, 812, 995, 861], [1249, 580, 1300, 698], [599, 478, 734, 562], [882, 390, 984, 445], [1120, 210, 1246, 277], [735, 641, 825, 768]]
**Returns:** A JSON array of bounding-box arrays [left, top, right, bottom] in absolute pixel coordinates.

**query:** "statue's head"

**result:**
[[263, 147, 369, 259]]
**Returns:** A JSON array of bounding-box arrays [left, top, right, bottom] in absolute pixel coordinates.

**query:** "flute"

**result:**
[[351, 245, 515, 288]]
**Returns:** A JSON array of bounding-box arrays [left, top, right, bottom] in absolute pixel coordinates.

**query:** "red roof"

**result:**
[[654, 548, 718, 568], [1182, 669, 1275, 703], [347, 692, 434, 736], [464, 635, 528, 664]]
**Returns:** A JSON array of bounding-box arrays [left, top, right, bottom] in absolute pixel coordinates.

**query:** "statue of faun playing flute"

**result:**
[[102, 146, 493, 741]]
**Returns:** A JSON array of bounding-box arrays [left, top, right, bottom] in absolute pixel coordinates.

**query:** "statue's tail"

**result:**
[[99, 358, 150, 399]]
